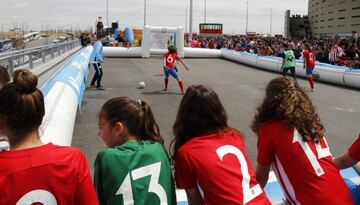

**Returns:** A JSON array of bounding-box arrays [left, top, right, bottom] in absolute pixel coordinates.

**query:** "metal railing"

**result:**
[[0, 40, 81, 77]]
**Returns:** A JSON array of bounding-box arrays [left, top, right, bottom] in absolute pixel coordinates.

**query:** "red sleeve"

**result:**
[[303, 50, 309, 60], [348, 134, 360, 161], [257, 125, 275, 166], [75, 151, 99, 205], [75, 176, 99, 205], [175, 149, 197, 189], [175, 54, 180, 60]]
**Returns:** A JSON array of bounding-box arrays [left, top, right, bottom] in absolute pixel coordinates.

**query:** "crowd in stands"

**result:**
[[187, 31, 360, 69]]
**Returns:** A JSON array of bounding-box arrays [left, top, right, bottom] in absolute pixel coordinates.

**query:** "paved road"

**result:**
[[72, 57, 360, 174], [24, 37, 52, 48]]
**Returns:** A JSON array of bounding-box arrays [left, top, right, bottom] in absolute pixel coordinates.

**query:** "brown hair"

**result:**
[[0, 69, 45, 142], [0, 65, 10, 87], [168, 45, 177, 54], [251, 77, 324, 142], [99, 97, 164, 144], [171, 85, 228, 162]]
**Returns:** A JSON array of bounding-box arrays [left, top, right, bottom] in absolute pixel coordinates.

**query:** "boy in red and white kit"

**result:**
[[303, 44, 316, 91], [163, 45, 189, 94], [253, 77, 353, 205]]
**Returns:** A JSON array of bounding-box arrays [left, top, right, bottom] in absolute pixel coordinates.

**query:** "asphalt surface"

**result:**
[[24, 37, 52, 48], [72, 57, 360, 175]]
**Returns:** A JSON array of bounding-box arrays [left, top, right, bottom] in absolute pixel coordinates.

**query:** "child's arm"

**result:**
[[178, 59, 189, 71], [185, 188, 202, 205], [255, 163, 271, 188], [334, 152, 358, 170], [163, 57, 168, 69]]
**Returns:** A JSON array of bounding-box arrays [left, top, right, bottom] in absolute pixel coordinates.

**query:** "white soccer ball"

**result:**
[[138, 81, 145, 89]]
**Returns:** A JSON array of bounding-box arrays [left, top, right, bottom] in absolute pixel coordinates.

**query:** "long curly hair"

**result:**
[[251, 77, 324, 142]]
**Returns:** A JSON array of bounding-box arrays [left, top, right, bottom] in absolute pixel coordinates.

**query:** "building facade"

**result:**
[[284, 10, 312, 39], [308, 0, 360, 39]]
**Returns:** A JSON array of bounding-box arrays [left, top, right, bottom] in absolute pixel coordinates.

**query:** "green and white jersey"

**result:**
[[94, 140, 176, 205], [283, 50, 296, 68]]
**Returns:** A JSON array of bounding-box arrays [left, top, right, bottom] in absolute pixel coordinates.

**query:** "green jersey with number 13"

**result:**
[[94, 140, 176, 205]]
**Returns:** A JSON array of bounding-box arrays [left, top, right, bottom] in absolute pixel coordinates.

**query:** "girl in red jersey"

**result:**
[[303, 43, 316, 91], [252, 77, 353, 205], [334, 134, 360, 205], [0, 69, 98, 205], [171, 85, 271, 205], [163, 45, 189, 94]]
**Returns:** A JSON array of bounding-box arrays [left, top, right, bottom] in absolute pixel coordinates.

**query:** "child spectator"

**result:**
[[94, 97, 176, 205], [252, 77, 354, 205], [0, 69, 98, 205], [172, 85, 271, 205], [334, 134, 360, 204]]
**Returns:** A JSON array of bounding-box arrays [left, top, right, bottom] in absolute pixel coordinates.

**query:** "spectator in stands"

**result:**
[[0, 65, 10, 89], [0, 69, 98, 205], [334, 134, 360, 205], [281, 43, 296, 78], [80, 33, 86, 47], [89, 33, 107, 90], [329, 43, 344, 65], [252, 76, 354, 205], [94, 97, 176, 205], [172, 85, 271, 205], [352, 31, 359, 46]]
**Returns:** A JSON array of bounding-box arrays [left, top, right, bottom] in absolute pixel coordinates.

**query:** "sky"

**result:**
[[0, 0, 308, 35]]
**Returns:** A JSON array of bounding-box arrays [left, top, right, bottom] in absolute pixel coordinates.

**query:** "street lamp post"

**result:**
[[185, 5, 188, 33], [204, 0, 207, 23], [144, 0, 147, 26], [246, 1, 249, 34], [106, 0, 109, 26], [189, 0, 193, 41], [270, 8, 273, 36]]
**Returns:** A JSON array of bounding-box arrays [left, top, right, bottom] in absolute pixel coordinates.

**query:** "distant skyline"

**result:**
[[1, 0, 308, 34]]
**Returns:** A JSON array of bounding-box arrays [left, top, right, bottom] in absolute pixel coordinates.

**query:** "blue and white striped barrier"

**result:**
[[40, 46, 93, 146], [221, 49, 360, 89]]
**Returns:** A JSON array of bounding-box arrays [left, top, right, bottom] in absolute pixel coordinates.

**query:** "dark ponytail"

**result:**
[[99, 97, 164, 144], [138, 100, 164, 144], [0, 69, 45, 142]]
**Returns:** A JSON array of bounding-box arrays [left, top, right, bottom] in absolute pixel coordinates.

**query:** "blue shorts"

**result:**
[[164, 67, 179, 78], [306, 67, 314, 75]]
